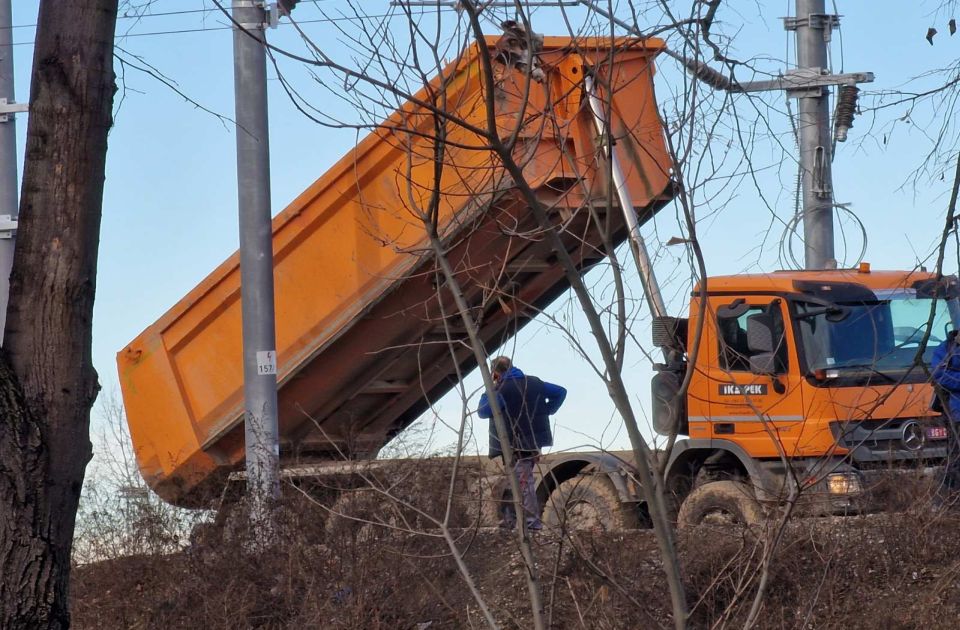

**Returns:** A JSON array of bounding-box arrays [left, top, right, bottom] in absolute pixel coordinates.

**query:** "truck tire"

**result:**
[[677, 480, 763, 528], [543, 475, 637, 532], [324, 489, 398, 542], [189, 521, 221, 549], [474, 474, 509, 527]]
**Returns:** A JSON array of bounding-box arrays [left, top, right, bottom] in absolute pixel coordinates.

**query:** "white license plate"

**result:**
[[926, 426, 949, 440]]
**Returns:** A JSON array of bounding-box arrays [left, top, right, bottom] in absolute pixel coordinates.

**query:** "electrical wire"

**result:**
[[783, 94, 804, 270], [2, 7, 459, 47], [780, 204, 867, 269], [784, 0, 791, 70], [832, 0, 844, 74], [0, 0, 335, 30]]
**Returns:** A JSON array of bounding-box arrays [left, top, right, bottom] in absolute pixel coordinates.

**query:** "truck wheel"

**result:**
[[189, 521, 222, 549], [677, 480, 763, 528], [474, 474, 510, 528], [325, 490, 397, 542], [543, 476, 637, 532]]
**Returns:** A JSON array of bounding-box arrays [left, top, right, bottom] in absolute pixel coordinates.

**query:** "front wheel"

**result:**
[[543, 476, 637, 532], [677, 480, 763, 528]]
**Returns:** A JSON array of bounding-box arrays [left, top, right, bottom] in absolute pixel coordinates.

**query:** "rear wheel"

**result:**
[[543, 476, 637, 532], [188, 521, 221, 549], [325, 489, 399, 542], [677, 480, 763, 528]]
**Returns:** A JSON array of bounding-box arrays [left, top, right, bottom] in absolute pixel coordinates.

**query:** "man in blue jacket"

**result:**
[[932, 330, 960, 495], [478, 356, 566, 530]]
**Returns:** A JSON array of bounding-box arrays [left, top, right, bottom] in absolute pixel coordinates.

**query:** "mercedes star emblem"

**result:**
[[901, 420, 924, 452]]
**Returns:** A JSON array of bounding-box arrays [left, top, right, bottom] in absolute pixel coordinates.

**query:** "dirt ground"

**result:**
[[71, 509, 960, 630]]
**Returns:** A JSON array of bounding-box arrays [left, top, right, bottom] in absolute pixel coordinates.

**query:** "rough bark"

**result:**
[[0, 1, 117, 628]]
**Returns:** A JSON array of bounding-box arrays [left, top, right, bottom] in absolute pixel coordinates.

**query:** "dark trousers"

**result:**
[[945, 421, 960, 494], [501, 451, 542, 529]]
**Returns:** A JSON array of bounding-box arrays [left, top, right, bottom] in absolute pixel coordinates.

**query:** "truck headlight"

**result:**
[[826, 472, 862, 495]]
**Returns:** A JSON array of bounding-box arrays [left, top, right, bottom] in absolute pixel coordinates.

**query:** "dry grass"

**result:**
[[69, 465, 960, 629]]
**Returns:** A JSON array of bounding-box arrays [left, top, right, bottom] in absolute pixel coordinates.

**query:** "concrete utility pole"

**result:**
[[0, 0, 23, 340], [232, 0, 281, 525], [575, 0, 870, 270], [791, 0, 836, 270]]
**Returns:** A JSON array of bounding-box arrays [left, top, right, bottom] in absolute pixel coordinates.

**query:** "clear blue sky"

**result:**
[[7, 1, 960, 457]]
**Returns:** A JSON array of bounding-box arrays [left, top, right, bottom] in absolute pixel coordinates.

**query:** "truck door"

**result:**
[[706, 296, 806, 458]]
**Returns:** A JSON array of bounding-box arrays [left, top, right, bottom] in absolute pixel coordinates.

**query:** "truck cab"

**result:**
[[657, 267, 960, 525]]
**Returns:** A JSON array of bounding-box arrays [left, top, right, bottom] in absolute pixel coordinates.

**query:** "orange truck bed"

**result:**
[[118, 35, 674, 507]]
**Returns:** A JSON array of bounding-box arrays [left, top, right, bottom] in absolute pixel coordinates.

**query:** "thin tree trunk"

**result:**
[[0, 1, 117, 627], [457, 5, 689, 624]]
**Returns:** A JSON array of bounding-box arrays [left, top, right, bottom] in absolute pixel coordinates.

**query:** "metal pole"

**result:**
[[794, 0, 836, 269], [232, 0, 280, 526], [0, 0, 19, 340], [584, 74, 668, 319]]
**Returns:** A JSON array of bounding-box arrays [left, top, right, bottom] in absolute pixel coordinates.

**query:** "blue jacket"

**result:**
[[932, 333, 960, 420], [478, 366, 566, 458]]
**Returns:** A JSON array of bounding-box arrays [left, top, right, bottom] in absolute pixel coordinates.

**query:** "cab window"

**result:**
[[717, 303, 788, 373]]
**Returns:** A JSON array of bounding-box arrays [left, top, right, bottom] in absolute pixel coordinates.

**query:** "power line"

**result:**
[[0, 0, 336, 31], [3, 6, 207, 30], [3, 9, 457, 47]]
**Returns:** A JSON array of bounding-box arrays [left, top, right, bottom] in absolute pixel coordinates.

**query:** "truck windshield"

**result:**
[[794, 291, 960, 376]]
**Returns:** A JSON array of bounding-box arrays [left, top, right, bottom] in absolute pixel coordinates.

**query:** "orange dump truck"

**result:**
[[654, 268, 958, 524], [118, 35, 674, 508], [120, 32, 957, 528]]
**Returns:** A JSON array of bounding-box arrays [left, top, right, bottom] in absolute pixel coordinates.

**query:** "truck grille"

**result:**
[[830, 418, 948, 463]]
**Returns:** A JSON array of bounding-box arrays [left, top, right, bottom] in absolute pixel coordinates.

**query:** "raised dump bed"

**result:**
[[118, 35, 674, 507]]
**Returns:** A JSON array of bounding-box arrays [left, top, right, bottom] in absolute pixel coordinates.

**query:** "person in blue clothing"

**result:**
[[478, 356, 567, 530], [931, 330, 960, 495]]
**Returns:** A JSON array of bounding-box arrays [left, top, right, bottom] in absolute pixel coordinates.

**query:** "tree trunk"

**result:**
[[0, 1, 117, 628]]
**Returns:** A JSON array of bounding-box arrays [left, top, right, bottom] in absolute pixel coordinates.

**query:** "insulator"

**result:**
[[278, 0, 299, 15], [834, 85, 859, 143]]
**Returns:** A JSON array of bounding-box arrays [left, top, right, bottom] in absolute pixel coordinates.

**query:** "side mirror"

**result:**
[[651, 370, 688, 436]]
